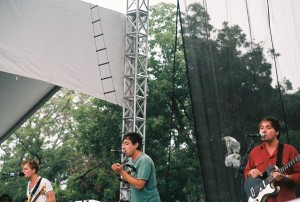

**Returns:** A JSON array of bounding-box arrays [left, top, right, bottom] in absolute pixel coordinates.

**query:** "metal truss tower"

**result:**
[[120, 0, 149, 201]]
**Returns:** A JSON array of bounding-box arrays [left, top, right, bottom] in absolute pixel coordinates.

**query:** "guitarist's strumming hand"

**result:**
[[248, 168, 262, 178]]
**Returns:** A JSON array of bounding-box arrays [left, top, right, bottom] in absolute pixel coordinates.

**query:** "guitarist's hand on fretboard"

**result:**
[[272, 168, 289, 182], [248, 168, 263, 178]]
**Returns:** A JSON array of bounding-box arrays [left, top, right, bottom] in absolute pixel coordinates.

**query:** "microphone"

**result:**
[[111, 149, 124, 154], [245, 134, 265, 138], [2, 172, 24, 177]]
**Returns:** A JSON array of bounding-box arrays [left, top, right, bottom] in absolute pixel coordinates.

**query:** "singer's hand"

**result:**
[[248, 169, 262, 178], [111, 163, 123, 173]]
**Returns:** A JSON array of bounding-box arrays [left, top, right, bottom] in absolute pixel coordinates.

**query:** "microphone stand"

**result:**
[[0, 175, 14, 179], [235, 138, 256, 179], [235, 138, 256, 202], [0, 173, 21, 179], [74, 153, 120, 202]]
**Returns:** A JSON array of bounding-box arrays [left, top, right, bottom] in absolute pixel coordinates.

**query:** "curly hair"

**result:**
[[22, 159, 40, 173]]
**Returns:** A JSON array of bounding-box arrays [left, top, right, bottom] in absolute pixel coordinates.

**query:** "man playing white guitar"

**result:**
[[244, 116, 300, 202]]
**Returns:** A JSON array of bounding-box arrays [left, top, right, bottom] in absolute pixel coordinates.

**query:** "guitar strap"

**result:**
[[276, 143, 284, 168], [32, 183, 46, 202], [29, 177, 42, 202]]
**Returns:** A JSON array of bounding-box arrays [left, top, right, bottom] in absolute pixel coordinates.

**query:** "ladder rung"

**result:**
[[96, 48, 106, 52], [90, 5, 98, 9], [98, 62, 109, 66], [104, 90, 115, 94], [94, 33, 103, 38], [101, 76, 112, 80], [92, 19, 101, 24]]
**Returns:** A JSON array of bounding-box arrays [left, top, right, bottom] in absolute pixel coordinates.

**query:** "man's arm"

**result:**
[[112, 163, 146, 190], [119, 169, 146, 190], [285, 145, 300, 185], [45, 190, 56, 202]]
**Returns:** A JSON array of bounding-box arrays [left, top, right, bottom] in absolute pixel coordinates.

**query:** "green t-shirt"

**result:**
[[130, 153, 160, 202]]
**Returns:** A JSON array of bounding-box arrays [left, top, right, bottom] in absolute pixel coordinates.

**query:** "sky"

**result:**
[[81, 0, 174, 13], [82, 0, 300, 91]]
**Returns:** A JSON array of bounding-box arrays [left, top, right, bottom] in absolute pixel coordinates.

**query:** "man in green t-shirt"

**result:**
[[111, 132, 161, 202]]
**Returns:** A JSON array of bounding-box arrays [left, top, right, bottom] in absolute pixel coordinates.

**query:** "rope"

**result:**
[[244, 0, 254, 49], [266, 0, 289, 143], [165, 2, 181, 201]]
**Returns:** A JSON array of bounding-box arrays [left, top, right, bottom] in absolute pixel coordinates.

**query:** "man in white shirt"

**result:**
[[22, 159, 56, 202]]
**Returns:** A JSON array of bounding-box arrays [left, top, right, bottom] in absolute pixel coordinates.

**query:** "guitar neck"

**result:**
[[265, 155, 300, 183], [279, 157, 299, 173]]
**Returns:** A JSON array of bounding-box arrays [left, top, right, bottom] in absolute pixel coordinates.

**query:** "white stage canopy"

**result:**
[[0, 0, 126, 143]]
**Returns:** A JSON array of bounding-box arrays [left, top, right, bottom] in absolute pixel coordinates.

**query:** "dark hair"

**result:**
[[123, 132, 143, 150], [0, 194, 12, 202], [259, 116, 281, 139], [22, 159, 40, 173]]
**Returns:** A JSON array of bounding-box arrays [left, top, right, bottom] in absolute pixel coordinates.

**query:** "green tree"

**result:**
[[0, 89, 83, 201], [69, 98, 123, 201], [149, 2, 204, 201]]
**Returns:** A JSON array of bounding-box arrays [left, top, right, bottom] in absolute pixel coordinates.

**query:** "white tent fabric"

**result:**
[[0, 0, 126, 143], [0, 72, 59, 143], [0, 0, 126, 106]]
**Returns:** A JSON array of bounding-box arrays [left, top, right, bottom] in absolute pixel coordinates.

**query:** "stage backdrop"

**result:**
[[179, 0, 300, 201]]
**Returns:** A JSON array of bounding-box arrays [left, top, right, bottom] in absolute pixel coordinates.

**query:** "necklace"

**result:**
[[28, 176, 39, 195]]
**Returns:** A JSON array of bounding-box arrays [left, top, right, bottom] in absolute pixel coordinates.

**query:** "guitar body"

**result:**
[[244, 165, 279, 202], [247, 184, 279, 202]]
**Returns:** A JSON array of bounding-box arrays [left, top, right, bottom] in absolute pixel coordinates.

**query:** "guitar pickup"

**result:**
[[250, 187, 255, 197]]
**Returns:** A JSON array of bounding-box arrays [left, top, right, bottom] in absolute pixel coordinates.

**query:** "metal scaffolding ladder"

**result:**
[[90, 4, 117, 102]]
